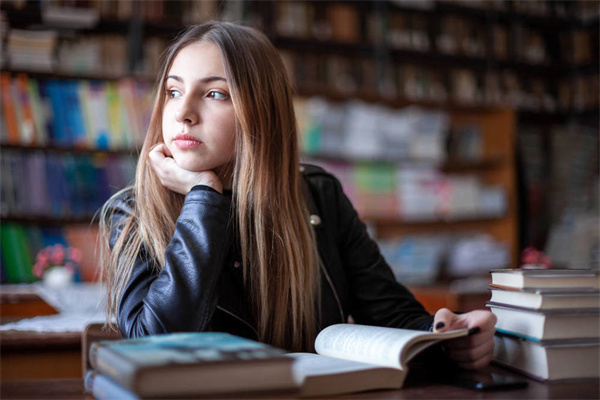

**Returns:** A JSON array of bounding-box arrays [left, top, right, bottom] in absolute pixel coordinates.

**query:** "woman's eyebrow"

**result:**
[[165, 75, 227, 84]]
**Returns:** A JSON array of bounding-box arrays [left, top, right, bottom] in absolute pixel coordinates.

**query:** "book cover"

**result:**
[[89, 332, 297, 398], [488, 285, 600, 310], [488, 303, 599, 341], [490, 268, 600, 289], [494, 333, 600, 381]]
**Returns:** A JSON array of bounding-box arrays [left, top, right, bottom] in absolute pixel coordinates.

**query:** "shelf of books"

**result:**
[[297, 96, 518, 293], [1, 0, 597, 293]]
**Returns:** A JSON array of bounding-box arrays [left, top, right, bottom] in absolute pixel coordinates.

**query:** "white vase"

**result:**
[[43, 266, 74, 289]]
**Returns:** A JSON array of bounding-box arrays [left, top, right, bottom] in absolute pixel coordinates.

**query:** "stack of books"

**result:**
[[83, 324, 469, 399], [488, 268, 600, 381]]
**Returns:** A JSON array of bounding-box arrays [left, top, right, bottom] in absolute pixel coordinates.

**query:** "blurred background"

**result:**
[[1, 0, 598, 311]]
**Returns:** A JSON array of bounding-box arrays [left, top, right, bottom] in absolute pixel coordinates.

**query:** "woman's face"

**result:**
[[162, 41, 236, 174]]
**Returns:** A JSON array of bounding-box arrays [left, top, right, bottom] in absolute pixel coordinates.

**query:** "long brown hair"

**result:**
[[99, 22, 320, 351]]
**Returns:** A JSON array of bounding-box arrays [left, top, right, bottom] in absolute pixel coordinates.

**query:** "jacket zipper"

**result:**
[[216, 305, 259, 337]]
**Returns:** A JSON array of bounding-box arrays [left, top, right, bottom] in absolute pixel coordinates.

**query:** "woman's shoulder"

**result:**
[[300, 163, 340, 186], [300, 163, 346, 204], [101, 186, 136, 220]]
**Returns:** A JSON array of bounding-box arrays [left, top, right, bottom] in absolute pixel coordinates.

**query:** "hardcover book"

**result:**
[[494, 333, 600, 381], [490, 268, 600, 289], [488, 285, 600, 310], [488, 303, 599, 341], [89, 332, 297, 398]]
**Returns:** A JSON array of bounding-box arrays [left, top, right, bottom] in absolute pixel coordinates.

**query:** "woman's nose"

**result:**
[[175, 96, 199, 126]]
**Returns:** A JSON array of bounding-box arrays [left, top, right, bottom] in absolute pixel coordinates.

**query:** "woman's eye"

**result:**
[[166, 89, 181, 99], [207, 90, 228, 100]]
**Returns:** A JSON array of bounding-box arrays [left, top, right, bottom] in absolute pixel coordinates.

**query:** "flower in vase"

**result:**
[[33, 244, 82, 278]]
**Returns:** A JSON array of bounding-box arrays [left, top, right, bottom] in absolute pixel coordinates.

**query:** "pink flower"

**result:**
[[50, 245, 65, 266], [69, 248, 83, 264], [33, 245, 82, 280]]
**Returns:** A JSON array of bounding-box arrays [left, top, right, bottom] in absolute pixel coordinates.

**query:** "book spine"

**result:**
[[0, 73, 20, 144], [27, 78, 48, 146], [90, 343, 137, 392], [16, 74, 37, 145], [0, 224, 21, 283], [85, 370, 140, 400], [65, 81, 88, 148]]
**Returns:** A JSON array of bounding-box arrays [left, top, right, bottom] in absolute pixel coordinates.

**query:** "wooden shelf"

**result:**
[[273, 36, 377, 57], [364, 215, 505, 227], [1, 68, 153, 83], [295, 86, 507, 113], [1, 215, 98, 226], [1, 144, 139, 157], [304, 153, 505, 171]]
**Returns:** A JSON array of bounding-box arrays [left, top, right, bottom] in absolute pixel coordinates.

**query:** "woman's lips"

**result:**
[[173, 134, 202, 149]]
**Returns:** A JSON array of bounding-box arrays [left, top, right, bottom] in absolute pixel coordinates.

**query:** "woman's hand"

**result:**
[[148, 144, 223, 195], [433, 308, 497, 370]]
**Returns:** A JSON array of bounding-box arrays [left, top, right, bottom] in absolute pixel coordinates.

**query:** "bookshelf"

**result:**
[[0, 0, 597, 293]]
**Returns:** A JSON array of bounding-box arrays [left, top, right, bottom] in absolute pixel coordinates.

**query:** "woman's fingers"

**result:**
[[433, 308, 497, 370], [147, 144, 222, 194]]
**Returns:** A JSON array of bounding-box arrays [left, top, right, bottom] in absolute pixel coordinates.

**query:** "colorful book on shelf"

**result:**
[[106, 81, 127, 150], [26, 77, 49, 146], [490, 268, 600, 289], [15, 74, 37, 145], [488, 285, 600, 310], [46, 80, 70, 146], [487, 303, 599, 342], [87, 81, 111, 149], [64, 81, 88, 148], [0, 72, 20, 144], [493, 333, 600, 381], [0, 223, 36, 283]]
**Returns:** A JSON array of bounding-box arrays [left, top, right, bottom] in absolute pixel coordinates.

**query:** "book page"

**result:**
[[287, 353, 389, 384], [314, 324, 466, 369]]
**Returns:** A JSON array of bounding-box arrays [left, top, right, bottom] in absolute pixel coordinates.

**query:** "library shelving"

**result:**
[[1, 0, 597, 299]]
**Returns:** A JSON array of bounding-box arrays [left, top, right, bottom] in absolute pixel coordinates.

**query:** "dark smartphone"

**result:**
[[441, 371, 529, 391]]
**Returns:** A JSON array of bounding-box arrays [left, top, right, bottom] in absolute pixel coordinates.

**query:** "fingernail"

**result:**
[[468, 327, 480, 336], [435, 322, 445, 330]]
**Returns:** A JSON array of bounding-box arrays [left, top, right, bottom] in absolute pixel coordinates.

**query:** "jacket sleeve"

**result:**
[[107, 186, 232, 338], [332, 177, 434, 331]]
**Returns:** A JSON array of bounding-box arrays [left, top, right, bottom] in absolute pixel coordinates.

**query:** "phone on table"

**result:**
[[440, 370, 529, 391]]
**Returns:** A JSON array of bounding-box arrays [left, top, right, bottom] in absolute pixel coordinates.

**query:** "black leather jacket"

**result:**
[[107, 165, 434, 348]]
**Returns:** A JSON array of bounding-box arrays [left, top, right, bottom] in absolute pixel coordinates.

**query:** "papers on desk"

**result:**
[[1, 283, 111, 332]]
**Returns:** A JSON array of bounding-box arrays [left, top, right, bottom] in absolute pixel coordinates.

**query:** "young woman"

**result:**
[[100, 21, 496, 369]]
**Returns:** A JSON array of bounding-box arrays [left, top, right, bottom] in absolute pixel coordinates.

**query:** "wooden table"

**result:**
[[0, 287, 85, 380], [2, 286, 598, 399], [1, 366, 599, 399]]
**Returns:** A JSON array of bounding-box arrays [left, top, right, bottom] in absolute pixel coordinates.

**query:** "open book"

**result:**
[[289, 323, 468, 397]]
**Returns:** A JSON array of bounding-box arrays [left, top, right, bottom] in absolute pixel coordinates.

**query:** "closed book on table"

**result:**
[[487, 303, 599, 341], [490, 268, 600, 289], [488, 285, 600, 310], [89, 332, 297, 398], [494, 333, 600, 381], [85, 370, 139, 400]]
